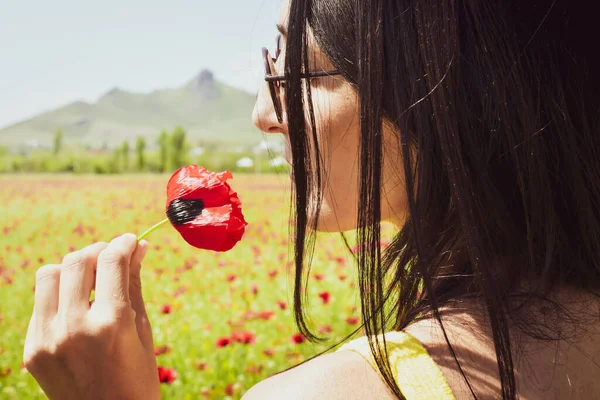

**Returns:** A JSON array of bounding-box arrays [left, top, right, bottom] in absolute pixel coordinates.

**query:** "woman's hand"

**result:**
[[23, 233, 161, 400]]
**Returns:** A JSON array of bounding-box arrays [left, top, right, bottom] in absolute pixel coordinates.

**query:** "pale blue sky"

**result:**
[[0, 0, 282, 128]]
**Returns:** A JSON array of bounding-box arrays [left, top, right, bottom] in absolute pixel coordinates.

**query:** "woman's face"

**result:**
[[252, 0, 407, 232]]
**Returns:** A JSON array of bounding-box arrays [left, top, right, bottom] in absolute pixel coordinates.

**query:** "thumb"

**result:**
[[129, 240, 154, 350]]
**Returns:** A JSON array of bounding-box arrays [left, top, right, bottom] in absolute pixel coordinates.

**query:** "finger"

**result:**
[[58, 242, 108, 314], [95, 233, 138, 305], [129, 240, 154, 349], [34, 264, 62, 329], [23, 310, 36, 365]]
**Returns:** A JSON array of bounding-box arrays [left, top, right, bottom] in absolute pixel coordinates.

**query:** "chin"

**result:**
[[309, 204, 357, 233]]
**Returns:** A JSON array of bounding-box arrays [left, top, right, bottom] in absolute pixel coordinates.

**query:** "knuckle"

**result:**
[[111, 302, 135, 319], [35, 264, 61, 282], [61, 251, 83, 267], [53, 322, 88, 354], [98, 248, 127, 266], [93, 303, 135, 329]]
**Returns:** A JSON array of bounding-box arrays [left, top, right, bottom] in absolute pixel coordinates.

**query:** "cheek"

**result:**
[[311, 88, 361, 217], [310, 86, 360, 160]]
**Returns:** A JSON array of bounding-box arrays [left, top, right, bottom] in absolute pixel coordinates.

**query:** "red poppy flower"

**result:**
[[157, 366, 177, 384], [318, 291, 331, 305], [277, 300, 287, 310], [345, 316, 360, 325], [314, 273, 325, 281], [256, 310, 275, 320], [160, 304, 172, 314], [165, 165, 247, 252], [291, 333, 306, 344], [215, 337, 231, 348], [231, 330, 256, 345], [225, 383, 239, 396]]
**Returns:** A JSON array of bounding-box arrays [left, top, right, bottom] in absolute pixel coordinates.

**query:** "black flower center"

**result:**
[[167, 198, 205, 226]]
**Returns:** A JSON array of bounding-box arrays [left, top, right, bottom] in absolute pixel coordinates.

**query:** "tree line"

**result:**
[[0, 126, 286, 174]]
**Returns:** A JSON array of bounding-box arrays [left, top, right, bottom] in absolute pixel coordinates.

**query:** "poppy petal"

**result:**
[[173, 205, 246, 252], [166, 165, 230, 206]]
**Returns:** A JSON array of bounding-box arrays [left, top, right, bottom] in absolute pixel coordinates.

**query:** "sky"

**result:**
[[0, 0, 282, 128]]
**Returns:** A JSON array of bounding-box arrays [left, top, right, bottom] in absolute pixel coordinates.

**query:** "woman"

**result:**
[[23, 0, 600, 398]]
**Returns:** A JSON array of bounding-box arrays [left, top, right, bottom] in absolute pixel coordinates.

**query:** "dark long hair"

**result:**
[[282, 0, 600, 398]]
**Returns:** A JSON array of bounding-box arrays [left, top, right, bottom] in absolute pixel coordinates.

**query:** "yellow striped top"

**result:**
[[337, 331, 456, 399]]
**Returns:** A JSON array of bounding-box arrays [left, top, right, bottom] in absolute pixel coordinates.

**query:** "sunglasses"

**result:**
[[262, 34, 342, 123]]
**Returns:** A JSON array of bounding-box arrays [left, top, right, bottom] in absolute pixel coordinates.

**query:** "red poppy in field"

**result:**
[[256, 310, 275, 320], [157, 366, 177, 384], [225, 383, 240, 396], [277, 300, 287, 310], [160, 304, 172, 314], [318, 291, 331, 305], [345, 316, 360, 325], [314, 273, 325, 281], [231, 330, 256, 345], [334, 256, 346, 266], [291, 333, 307, 344], [318, 324, 333, 334], [164, 165, 247, 252], [215, 337, 231, 348]]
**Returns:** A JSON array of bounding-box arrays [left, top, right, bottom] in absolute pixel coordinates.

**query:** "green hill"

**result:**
[[0, 70, 264, 149]]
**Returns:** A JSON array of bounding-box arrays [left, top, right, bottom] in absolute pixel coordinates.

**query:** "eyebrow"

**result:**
[[276, 24, 287, 37]]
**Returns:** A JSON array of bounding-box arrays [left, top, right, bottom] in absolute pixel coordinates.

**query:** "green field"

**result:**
[[0, 173, 365, 399]]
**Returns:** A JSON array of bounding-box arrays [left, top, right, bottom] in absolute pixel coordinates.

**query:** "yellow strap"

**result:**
[[337, 331, 456, 400]]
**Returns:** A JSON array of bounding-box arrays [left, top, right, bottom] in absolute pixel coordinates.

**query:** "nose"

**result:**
[[252, 82, 286, 134]]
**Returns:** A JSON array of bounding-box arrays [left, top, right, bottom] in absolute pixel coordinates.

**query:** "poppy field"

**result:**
[[0, 173, 371, 399]]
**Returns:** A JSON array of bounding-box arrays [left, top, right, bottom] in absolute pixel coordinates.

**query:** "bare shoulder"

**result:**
[[242, 350, 397, 400], [403, 304, 502, 399]]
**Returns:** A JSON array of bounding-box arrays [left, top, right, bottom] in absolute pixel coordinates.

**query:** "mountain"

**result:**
[[0, 70, 262, 149]]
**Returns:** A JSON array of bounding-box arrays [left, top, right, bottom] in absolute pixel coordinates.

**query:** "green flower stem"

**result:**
[[137, 217, 169, 241]]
